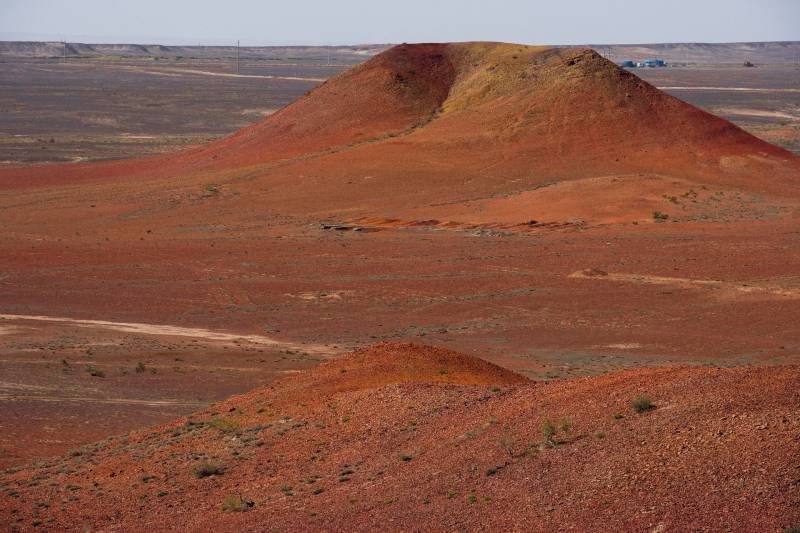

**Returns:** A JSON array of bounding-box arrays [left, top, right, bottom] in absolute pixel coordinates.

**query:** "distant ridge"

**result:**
[[585, 40, 800, 64], [2, 40, 798, 64], [0, 41, 387, 63]]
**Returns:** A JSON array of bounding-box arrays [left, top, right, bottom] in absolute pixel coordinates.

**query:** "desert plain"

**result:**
[[0, 41, 799, 531]]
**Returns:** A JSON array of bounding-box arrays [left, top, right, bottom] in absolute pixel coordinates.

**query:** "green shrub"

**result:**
[[193, 461, 223, 478], [86, 365, 105, 378], [632, 395, 655, 413], [221, 494, 254, 512], [541, 418, 556, 440], [209, 417, 241, 433], [653, 211, 669, 222]]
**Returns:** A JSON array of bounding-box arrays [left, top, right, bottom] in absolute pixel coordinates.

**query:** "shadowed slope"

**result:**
[[1, 343, 797, 531]]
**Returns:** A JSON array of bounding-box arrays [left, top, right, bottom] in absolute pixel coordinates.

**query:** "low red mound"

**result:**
[[2, 343, 798, 531], [281, 342, 529, 396]]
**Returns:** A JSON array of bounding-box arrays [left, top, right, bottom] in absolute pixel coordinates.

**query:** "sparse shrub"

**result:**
[[632, 395, 655, 413], [86, 365, 105, 378], [312, 487, 325, 495], [486, 466, 500, 476], [499, 433, 517, 458], [612, 413, 625, 420], [783, 527, 800, 533], [221, 493, 254, 512], [193, 461, 223, 478], [135, 362, 146, 373], [653, 211, 669, 222], [209, 417, 241, 433], [541, 416, 574, 446], [399, 454, 413, 462], [541, 418, 556, 441]]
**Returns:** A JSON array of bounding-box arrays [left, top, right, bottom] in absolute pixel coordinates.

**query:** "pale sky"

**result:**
[[1, 0, 798, 46]]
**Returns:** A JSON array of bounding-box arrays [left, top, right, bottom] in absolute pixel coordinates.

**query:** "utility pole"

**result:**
[[327, 46, 331, 67], [63, 41, 67, 63], [236, 40, 240, 74]]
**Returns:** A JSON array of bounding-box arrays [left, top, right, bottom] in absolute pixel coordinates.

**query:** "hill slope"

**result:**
[[1, 343, 797, 531], [1, 43, 798, 234]]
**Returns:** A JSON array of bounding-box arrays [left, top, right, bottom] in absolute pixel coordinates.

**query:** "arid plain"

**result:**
[[1, 42, 799, 531]]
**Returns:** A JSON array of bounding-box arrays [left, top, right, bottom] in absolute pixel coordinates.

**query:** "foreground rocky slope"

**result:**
[[2, 343, 798, 531]]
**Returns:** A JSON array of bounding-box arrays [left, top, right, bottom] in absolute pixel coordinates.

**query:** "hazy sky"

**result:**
[[1, 0, 798, 46]]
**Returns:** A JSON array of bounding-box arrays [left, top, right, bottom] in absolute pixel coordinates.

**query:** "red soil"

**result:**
[[1, 343, 798, 531], [2, 43, 800, 531]]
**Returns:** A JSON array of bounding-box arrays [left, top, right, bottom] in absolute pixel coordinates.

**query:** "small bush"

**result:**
[[486, 466, 500, 476], [499, 433, 516, 458], [135, 362, 146, 373], [193, 461, 223, 478], [209, 417, 241, 433], [541, 418, 556, 440], [399, 454, 413, 462], [221, 493, 254, 512], [653, 211, 669, 222], [86, 365, 105, 378], [632, 395, 655, 413]]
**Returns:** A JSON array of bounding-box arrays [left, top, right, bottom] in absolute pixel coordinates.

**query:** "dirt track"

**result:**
[[0, 313, 331, 351]]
